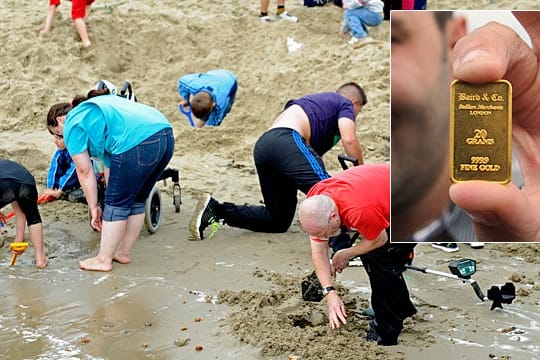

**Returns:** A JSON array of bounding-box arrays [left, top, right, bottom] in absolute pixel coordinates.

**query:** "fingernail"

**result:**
[[453, 49, 492, 71], [462, 49, 492, 64]]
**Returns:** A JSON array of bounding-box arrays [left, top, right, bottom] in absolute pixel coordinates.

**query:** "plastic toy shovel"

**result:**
[[178, 104, 195, 127], [9, 242, 28, 266]]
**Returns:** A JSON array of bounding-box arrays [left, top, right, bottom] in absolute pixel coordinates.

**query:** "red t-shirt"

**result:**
[[307, 164, 389, 241], [49, 0, 95, 20]]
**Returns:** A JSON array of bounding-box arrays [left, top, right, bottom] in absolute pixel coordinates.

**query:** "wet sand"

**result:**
[[1, 1, 540, 359]]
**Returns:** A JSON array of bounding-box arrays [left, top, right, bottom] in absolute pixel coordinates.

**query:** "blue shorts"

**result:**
[[102, 128, 174, 221]]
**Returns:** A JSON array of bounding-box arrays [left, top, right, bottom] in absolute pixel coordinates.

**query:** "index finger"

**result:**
[[336, 305, 347, 325]]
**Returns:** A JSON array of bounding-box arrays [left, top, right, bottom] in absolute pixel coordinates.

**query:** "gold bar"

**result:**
[[449, 80, 512, 184]]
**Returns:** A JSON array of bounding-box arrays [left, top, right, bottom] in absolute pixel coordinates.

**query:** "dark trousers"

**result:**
[[216, 128, 329, 232], [0, 179, 41, 226], [360, 240, 417, 345]]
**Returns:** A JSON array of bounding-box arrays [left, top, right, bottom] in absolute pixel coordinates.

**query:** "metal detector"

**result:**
[[335, 156, 516, 310], [405, 258, 516, 310]]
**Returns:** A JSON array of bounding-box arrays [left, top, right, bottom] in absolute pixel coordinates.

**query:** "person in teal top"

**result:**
[[177, 69, 238, 127], [47, 89, 174, 272]]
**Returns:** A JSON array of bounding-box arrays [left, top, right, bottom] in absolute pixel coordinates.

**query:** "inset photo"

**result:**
[[390, 10, 540, 244]]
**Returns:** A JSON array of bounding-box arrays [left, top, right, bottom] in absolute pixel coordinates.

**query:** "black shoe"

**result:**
[[365, 320, 381, 343], [362, 306, 375, 318], [189, 194, 219, 241], [378, 337, 398, 346], [366, 320, 398, 346]]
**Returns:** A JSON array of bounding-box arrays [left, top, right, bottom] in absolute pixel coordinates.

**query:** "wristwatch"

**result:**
[[322, 286, 336, 297]]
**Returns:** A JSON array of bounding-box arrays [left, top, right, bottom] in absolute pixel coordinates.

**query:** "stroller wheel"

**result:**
[[173, 183, 181, 213], [174, 195, 181, 213], [145, 186, 162, 234]]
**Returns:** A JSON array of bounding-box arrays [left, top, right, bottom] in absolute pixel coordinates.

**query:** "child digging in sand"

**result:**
[[42, 0, 95, 47], [0, 159, 48, 269]]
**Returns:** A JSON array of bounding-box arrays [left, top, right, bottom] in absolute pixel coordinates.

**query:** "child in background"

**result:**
[[42, 0, 95, 47], [42, 120, 86, 203], [177, 69, 238, 128], [0, 159, 48, 269], [259, 0, 298, 22], [340, 0, 384, 46]]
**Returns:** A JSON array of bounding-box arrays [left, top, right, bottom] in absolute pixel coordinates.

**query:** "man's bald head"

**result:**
[[299, 195, 336, 237]]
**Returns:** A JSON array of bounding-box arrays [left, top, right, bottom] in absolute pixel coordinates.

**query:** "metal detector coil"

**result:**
[[487, 282, 516, 310]]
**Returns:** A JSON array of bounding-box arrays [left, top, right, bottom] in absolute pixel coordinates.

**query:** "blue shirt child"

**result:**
[[47, 148, 80, 191], [177, 69, 238, 126]]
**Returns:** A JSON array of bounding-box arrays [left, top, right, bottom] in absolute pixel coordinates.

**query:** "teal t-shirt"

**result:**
[[64, 95, 172, 167]]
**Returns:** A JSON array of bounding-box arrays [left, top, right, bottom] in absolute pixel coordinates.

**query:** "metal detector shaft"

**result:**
[[405, 264, 487, 301]]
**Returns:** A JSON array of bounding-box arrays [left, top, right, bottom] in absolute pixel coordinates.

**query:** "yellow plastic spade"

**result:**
[[9, 242, 28, 266]]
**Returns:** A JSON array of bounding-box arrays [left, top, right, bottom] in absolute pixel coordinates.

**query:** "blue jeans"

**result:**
[[344, 8, 383, 38], [103, 128, 174, 221]]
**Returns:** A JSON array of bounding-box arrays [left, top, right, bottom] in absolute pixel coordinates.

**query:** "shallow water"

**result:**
[[0, 202, 268, 360]]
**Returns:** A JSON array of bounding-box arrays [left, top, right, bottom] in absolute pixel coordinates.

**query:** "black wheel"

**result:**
[[173, 184, 181, 213], [145, 186, 162, 234], [174, 195, 181, 213]]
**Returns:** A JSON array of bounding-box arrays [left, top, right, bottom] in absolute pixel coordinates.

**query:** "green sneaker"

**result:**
[[189, 194, 219, 241]]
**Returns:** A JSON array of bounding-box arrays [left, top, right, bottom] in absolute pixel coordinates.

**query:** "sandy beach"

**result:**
[[1, 1, 540, 359]]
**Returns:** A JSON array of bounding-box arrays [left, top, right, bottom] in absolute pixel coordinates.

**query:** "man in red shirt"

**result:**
[[299, 164, 416, 345]]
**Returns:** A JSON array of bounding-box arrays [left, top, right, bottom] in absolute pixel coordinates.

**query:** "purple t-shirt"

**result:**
[[284, 92, 355, 156]]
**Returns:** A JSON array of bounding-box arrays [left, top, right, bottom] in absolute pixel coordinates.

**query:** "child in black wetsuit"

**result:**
[[0, 159, 48, 268]]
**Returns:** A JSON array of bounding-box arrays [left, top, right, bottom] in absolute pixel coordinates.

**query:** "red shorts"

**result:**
[[49, 0, 95, 20]]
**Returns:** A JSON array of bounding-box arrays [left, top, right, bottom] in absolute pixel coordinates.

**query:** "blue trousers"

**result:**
[[344, 8, 383, 38]]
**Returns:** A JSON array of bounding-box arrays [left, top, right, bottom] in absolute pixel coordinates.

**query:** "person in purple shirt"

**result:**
[[189, 82, 366, 240]]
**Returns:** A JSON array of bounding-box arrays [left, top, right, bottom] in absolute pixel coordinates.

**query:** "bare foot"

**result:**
[[35, 256, 49, 269], [82, 40, 92, 48], [113, 254, 131, 264], [79, 256, 112, 272]]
